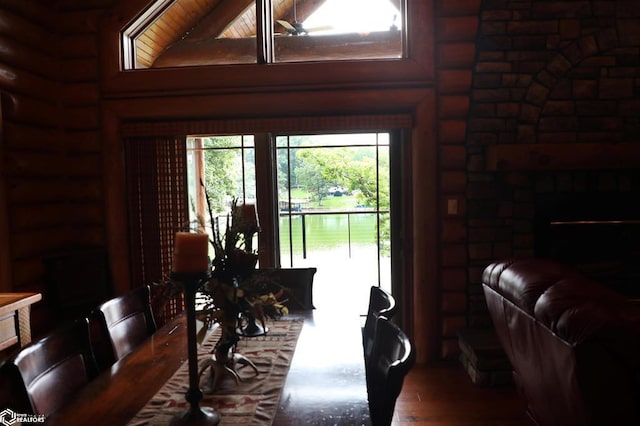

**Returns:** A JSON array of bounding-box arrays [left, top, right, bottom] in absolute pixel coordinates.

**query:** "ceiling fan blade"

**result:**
[[277, 20, 296, 32], [304, 25, 334, 33]]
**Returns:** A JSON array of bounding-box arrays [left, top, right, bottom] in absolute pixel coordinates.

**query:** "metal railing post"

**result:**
[[348, 213, 352, 258], [301, 213, 307, 259]]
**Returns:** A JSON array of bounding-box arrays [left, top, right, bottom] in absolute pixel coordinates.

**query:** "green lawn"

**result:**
[[283, 188, 360, 210], [316, 194, 358, 209]]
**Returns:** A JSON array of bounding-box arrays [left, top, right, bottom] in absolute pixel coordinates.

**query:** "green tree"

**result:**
[[277, 136, 307, 195], [325, 148, 390, 255], [298, 147, 389, 209], [203, 136, 241, 213], [295, 148, 333, 206], [294, 145, 391, 254]]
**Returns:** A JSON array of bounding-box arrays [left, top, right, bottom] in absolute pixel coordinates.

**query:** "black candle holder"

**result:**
[[237, 314, 268, 337], [169, 271, 220, 426]]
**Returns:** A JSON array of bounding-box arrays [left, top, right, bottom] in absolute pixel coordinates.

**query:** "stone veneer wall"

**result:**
[[466, 0, 640, 338], [435, 0, 482, 359]]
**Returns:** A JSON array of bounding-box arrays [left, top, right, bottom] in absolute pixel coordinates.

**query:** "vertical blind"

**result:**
[[124, 135, 188, 323]]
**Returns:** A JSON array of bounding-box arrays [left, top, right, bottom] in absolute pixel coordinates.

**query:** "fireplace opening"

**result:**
[[534, 193, 640, 298]]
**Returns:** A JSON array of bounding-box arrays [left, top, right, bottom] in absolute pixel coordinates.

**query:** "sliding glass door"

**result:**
[[276, 133, 391, 313], [186, 132, 393, 314]]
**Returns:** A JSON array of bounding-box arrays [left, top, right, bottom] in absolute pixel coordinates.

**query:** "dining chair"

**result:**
[[97, 285, 157, 360], [149, 280, 185, 328], [0, 358, 32, 414], [366, 316, 415, 426], [362, 286, 397, 360], [254, 267, 317, 310], [2, 318, 99, 416], [86, 309, 118, 372]]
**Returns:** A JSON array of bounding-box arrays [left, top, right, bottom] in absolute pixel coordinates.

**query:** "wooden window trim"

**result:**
[[121, 113, 413, 137], [101, 0, 433, 94]]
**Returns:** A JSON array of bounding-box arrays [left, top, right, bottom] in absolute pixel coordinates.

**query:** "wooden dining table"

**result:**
[[44, 308, 370, 425]]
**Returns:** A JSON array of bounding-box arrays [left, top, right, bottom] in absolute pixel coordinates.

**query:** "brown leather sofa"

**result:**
[[482, 258, 640, 426]]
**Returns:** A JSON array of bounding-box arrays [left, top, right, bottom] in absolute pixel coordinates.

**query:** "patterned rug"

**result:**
[[127, 319, 303, 426]]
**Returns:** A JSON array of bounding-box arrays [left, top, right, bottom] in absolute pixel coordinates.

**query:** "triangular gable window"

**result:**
[[122, 0, 404, 69]]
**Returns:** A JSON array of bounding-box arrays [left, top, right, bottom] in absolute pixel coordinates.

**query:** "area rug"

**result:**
[[127, 319, 303, 426]]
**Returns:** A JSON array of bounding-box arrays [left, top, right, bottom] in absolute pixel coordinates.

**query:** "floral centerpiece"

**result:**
[[152, 186, 289, 393], [195, 195, 289, 367]]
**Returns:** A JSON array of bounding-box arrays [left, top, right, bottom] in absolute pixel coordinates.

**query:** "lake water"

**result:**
[[279, 212, 385, 250], [279, 213, 391, 315]]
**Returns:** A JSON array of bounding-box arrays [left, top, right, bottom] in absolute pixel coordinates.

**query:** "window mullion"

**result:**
[[254, 133, 279, 266], [256, 0, 274, 63]]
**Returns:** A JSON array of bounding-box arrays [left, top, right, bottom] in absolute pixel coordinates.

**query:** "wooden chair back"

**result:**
[[97, 285, 157, 360], [0, 357, 33, 414], [5, 318, 98, 415], [366, 316, 415, 426], [86, 309, 118, 372], [149, 281, 185, 328], [363, 286, 397, 359], [254, 267, 317, 310]]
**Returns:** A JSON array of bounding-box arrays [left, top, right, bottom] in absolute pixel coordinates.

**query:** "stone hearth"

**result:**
[[457, 327, 513, 387]]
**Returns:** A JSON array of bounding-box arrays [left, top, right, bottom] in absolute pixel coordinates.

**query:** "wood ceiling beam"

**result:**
[[153, 31, 401, 67], [186, 0, 254, 41]]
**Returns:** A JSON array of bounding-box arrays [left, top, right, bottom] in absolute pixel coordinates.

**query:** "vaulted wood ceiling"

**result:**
[[134, 0, 328, 68], [132, 0, 402, 68]]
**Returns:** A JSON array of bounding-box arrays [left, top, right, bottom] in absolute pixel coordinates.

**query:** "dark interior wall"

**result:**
[[1, 1, 64, 333], [0, 0, 110, 335], [463, 0, 640, 342]]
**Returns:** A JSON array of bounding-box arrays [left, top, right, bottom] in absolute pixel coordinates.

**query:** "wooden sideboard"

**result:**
[[0, 293, 42, 351]]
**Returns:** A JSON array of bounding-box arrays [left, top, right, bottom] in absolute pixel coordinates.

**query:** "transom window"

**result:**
[[122, 0, 405, 68]]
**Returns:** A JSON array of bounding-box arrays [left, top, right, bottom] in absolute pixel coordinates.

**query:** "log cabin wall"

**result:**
[[1, 0, 63, 333], [0, 0, 110, 336]]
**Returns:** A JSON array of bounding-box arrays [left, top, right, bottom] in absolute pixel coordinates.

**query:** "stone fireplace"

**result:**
[[456, 0, 640, 371], [460, 168, 640, 384], [464, 0, 640, 330], [533, 181, 640, 297]]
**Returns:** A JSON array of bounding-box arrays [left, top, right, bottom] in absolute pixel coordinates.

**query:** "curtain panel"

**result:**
[[124, 136, 188, 325]]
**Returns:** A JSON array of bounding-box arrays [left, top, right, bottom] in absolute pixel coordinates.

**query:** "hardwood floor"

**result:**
[[392, 361, 530, 426], [272, 304, 529, 426], [300, 279, 529, 426], [311, 281, 529, 426]]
